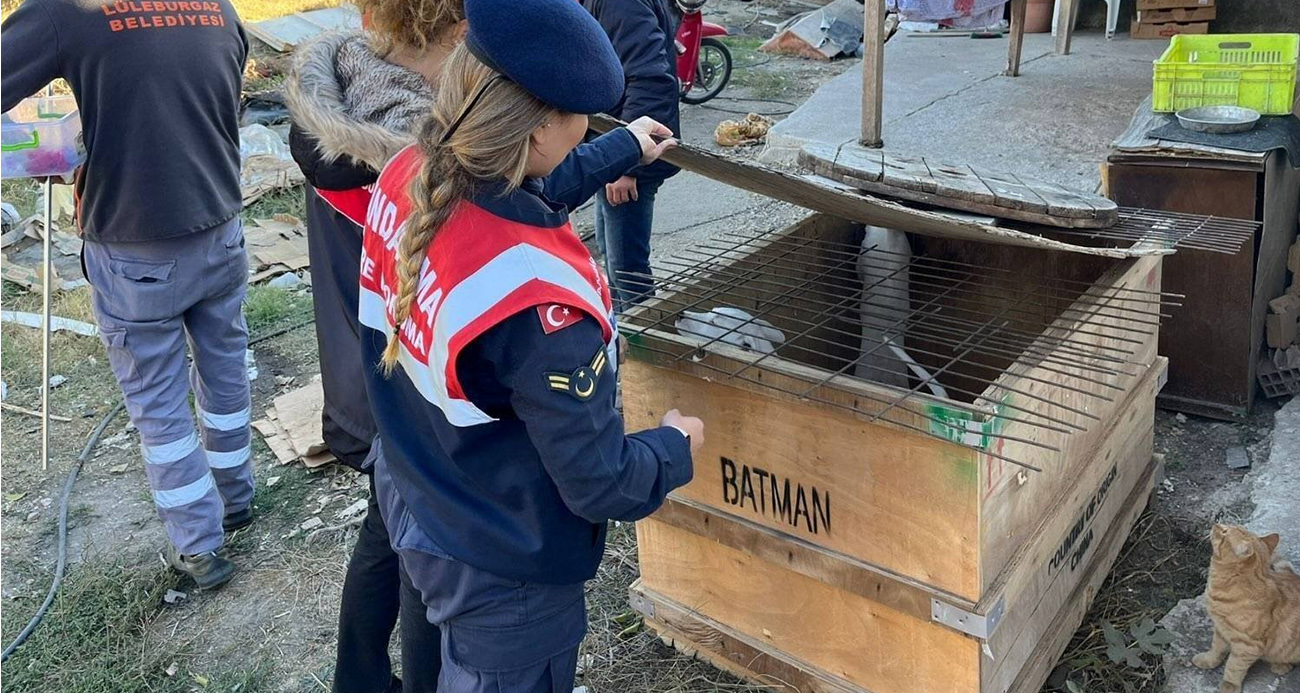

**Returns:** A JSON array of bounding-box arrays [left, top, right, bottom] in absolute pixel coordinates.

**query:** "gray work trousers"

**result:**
[[84, 216, 255, 556]]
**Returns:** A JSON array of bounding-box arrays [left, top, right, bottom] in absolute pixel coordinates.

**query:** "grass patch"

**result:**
[[721, 35, 764, 52], [250, 462, 316, 531], [730, 68, 791, 100], [244, 284, 313, 334], [243, 185, 306, 223], [1, 179, 42, 218], [231, 0, 341, 23], [0, 287, 117, 406], [0, 557, 274, 693]]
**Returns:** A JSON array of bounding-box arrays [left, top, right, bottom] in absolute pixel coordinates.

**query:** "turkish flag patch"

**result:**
[[537, 304, 584, 334]]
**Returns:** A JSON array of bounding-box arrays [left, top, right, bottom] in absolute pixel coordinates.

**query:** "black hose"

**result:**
[[0, 313, 317, 662], [1, 400, 124, 662], [698, 96, 799, 116]]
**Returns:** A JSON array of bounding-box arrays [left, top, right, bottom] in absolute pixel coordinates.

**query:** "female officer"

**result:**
[[287, 2, 675, 689], [357, 0, 703, 688]]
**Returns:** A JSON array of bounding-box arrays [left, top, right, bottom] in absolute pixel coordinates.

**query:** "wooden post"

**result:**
[[1005, 0, 1027, 76], [1055, 0, 1079, 55], [860, 0, 885, 148]]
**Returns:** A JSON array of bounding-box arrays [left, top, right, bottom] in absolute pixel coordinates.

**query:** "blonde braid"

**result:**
[[379, 118, 473, 373], [378, 44, 559, 376]]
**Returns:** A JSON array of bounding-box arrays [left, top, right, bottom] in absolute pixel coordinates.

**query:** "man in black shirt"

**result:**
[[2, 0, 254, 589]]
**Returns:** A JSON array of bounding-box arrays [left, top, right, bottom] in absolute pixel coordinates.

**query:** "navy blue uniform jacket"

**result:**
[[290, 115, 646, 469], [363, 176, 694, 585]]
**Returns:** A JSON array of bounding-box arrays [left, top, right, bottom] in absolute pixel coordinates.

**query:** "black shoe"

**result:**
[[222, 506, 254, 533], [162, 545, 236, 590]]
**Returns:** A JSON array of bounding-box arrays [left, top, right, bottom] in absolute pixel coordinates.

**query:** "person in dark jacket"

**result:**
[[286, 5, 457, 688], [356, 0, 700, 685], [583, 0, 683, 309], [284, 1, 680, 689], [2, 0, 253, 590]]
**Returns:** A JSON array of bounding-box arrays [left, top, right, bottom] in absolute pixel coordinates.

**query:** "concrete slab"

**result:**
[[1160, 397, 1300, 693], [763, 31, 1167, 191], [571, 170, 809, 266], [596, 32, 1168, 286]]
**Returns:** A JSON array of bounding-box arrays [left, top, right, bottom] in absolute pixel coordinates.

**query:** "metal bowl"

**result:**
[[1175, 105, 1261, 134]]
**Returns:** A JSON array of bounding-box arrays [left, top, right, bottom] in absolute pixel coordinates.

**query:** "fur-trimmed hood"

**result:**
[[284, 31, 433, 172]]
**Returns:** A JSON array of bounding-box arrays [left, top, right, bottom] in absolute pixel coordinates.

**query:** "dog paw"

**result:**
[[1270, 662, 1293, 676], [1193, 653, 1220, 669], [1220, 682, 1241, 693]]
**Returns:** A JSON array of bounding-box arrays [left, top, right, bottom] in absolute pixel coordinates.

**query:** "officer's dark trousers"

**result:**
[[372, 445, 585, 693], [334, 472, 443, 693]]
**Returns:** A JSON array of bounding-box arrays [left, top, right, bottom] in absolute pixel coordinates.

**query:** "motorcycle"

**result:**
[[675, 0, 733, 104]]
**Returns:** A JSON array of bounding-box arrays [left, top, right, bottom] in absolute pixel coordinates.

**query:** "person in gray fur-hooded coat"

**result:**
[[286, 25, 448, 693]]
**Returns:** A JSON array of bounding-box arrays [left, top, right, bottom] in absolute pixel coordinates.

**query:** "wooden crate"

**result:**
[[1136, 6, 1215, 22], [622, 214, 1167, 693], [1130, 20, 1209, 39], [1135, 0, 1212, 9]]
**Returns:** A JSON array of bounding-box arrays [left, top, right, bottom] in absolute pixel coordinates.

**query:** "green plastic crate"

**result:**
[[1152, 33, 1299, 115]]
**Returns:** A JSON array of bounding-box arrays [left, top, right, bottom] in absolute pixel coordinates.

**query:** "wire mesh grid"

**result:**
[[617, 227, 1181, 472], [1045, 207, 1259, 255]]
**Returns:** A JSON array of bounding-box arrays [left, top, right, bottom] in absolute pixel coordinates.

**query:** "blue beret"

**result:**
[[464, 0, 625, 114]]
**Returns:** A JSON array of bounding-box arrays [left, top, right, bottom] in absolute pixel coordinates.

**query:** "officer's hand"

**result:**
[[660, 409, 704, 456], [625, 116, 677, 165], [605, 176, 638, 206], [618, 334, 628, 364]]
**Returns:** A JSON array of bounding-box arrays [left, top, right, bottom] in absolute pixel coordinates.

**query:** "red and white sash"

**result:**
[[359, 145, 616, 427]]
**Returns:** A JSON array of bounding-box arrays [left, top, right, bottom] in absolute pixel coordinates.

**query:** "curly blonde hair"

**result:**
[[357, 0, 465, 53]]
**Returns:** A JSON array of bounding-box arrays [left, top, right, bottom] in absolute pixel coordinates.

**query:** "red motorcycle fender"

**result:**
[[699, 21, 729, 37]]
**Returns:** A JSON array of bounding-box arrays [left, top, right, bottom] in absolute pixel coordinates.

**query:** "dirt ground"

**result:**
[[0, 1, 1285, 691]]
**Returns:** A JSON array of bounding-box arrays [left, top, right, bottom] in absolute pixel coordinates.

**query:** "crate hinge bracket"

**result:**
[[931, 596, 1005, 640]]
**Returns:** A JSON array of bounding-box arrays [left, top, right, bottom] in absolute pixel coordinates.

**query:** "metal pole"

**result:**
[[41, 175, 52, 472], [860, 0, 885, 148], [40, 84, 55, 472]]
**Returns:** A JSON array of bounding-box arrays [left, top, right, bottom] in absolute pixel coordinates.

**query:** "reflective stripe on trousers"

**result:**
[[84, 216, 255, 555]]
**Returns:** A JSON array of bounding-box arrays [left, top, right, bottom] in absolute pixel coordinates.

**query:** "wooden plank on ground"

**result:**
[[927, 162, 1000, 205], [589, 114, 1166, 257], [801, 142, 1119, 228], [833, 143, 885, 183], [881, 153, 939, 193], [977, 170, 1050, 214]]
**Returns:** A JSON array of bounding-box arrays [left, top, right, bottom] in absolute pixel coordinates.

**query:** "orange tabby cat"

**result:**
[[1192, 524, 1300, 693]]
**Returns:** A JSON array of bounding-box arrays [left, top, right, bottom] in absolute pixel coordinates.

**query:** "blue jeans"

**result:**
[[595, 177, 663, 311]]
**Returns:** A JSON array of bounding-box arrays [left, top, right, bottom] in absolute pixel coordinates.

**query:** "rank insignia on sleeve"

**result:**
[[545, 346, 609, 401]]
